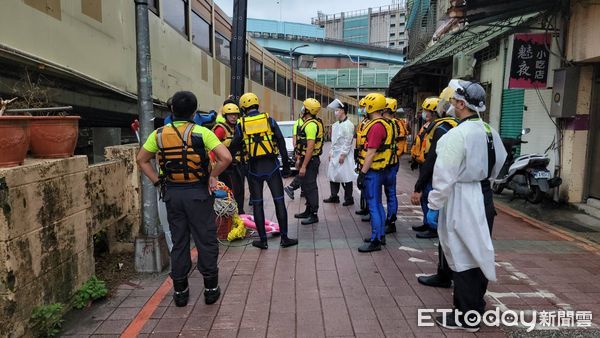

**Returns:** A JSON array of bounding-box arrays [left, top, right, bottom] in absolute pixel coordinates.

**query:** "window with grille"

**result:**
[[475, 42, 500, 62]]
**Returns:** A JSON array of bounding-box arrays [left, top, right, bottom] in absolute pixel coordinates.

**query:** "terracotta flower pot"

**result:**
[[0, 116, 30, 167], [28, 116, 81, 158]]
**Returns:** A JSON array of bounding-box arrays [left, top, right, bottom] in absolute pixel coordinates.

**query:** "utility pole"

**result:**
[[230, 0, 248, 100], [134, 0, 168, 273]]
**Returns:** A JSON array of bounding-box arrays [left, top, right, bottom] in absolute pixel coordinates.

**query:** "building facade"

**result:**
[[388, 0, 600, 207], [311, 4, 409, 50]]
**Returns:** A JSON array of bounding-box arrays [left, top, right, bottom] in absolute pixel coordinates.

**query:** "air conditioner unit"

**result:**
[[452, 52, 476, 79]]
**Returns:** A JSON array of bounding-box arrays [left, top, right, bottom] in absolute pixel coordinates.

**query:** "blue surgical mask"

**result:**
[[421, 112, 427, 120]]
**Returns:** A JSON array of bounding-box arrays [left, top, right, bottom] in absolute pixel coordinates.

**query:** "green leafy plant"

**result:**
[[30, 303, 64, 337], [73, 276, 108, 309]]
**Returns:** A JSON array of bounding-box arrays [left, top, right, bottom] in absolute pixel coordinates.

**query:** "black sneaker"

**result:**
[[358, 240, 382, 252], [416, 230, 438, 239], [323, 196, 340, 203], [355, 209, 369, 216], [435, 313, 480, 333], [417, 274, 452, 288], [280, 236, 298, 248], [342, 200, 354, 206], [294, 210, 311, 219], [385, 223, 397, 234], [204, 286, 221, 305], [301, 214, 319, 225], [252, 240, 268, 249], [363, 236, 386, 245], [412, 224, 428, 232], [361, 214, 370, 222], [284, 186, 295, 200]]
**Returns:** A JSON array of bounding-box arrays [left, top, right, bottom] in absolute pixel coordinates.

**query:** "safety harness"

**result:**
[[156, 122, 210, 184], [240, 112, 278, 160], [297, 116, 324, 157]]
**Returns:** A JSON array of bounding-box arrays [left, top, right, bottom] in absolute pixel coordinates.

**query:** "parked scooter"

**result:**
[[492, 128, 562, 203]]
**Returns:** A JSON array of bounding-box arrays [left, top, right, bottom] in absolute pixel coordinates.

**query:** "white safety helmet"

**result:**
[[438, 79, 486, 114]]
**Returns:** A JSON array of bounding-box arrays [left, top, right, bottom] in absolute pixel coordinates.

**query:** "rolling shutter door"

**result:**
[[500, 89, 524, 155]]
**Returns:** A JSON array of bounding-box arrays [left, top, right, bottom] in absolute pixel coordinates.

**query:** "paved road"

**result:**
[[62, 144, 600, 337]]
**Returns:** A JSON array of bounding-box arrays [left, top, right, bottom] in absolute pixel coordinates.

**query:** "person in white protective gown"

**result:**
[[323, 99, 356, 205], [427, 80, 507, 332]]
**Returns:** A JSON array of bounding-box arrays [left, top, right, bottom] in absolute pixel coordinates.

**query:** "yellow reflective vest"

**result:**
[[411, 117, 459, 164], [297, 117, 324, 157], [239, 113, 278, 160], [358, 118, 394, 171]]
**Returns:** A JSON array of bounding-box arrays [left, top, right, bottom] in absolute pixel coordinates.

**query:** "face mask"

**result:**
[[421, 112, 427, 120], [359, 107, 366, 115]]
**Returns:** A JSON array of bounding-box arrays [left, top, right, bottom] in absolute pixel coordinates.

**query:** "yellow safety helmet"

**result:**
[[363, 93, 386, 114], [359, 98, 366, 107], [385, 97, 398, 112], [421, 97, 440, 112], [222, 103, 240, 115], [239, 92, 259, 109], [302, 98, 321, 115]]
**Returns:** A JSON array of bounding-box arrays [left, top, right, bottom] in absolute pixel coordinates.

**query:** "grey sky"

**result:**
[[213, 0, 400, 24]]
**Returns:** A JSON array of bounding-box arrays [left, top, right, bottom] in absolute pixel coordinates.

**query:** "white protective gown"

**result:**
[[327, 118, 357, 183], [428, 119, 507, 281]]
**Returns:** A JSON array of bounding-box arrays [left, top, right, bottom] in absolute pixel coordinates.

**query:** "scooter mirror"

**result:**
[[522, 128, 531, 135]]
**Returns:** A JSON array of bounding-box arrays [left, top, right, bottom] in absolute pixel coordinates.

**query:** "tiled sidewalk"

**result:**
[[62, 155, 600, 337]]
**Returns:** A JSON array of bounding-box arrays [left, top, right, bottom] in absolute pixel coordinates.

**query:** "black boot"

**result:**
[[355, 209, 369, 216], [301, 213, 319, 225], [417, 274, 452, 288], [280, 235, 298, 248], [361, 214, 370, 222], [323, 196, 340, 203], [342, 199, 354, 206], [385, 219, 397, 234], [363, 236, 386, 245], [204, 277, 221, 305], [412, 224, 428, 232], [252, 239, 268, 249], [294, 209, 311, 218], [172, 278, 189, 307], [358, 239, 382, 252], [416, 229, 438, 239]]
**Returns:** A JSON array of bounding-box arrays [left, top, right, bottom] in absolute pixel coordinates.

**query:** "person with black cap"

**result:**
[[426, 80, 506, 332], [137, 91, 232, 307]]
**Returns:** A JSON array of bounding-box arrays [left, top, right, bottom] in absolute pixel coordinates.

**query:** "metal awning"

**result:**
[[388, 12, 542, 97], [407, 12, 541, 67]]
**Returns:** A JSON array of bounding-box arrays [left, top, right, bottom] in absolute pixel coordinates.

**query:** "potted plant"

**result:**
[[4, 70, 80, 159], [0, 97, 30, 167]]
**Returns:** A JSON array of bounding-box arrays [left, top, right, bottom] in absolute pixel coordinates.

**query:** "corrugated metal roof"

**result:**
[[406, 12, 541, 67]]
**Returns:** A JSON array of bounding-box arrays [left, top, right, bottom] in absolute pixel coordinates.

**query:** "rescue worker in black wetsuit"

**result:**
[[229, 92, 298, 249]]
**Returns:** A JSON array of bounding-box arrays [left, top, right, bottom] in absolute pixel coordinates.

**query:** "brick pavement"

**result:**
[[62, 148, 600, 337]]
